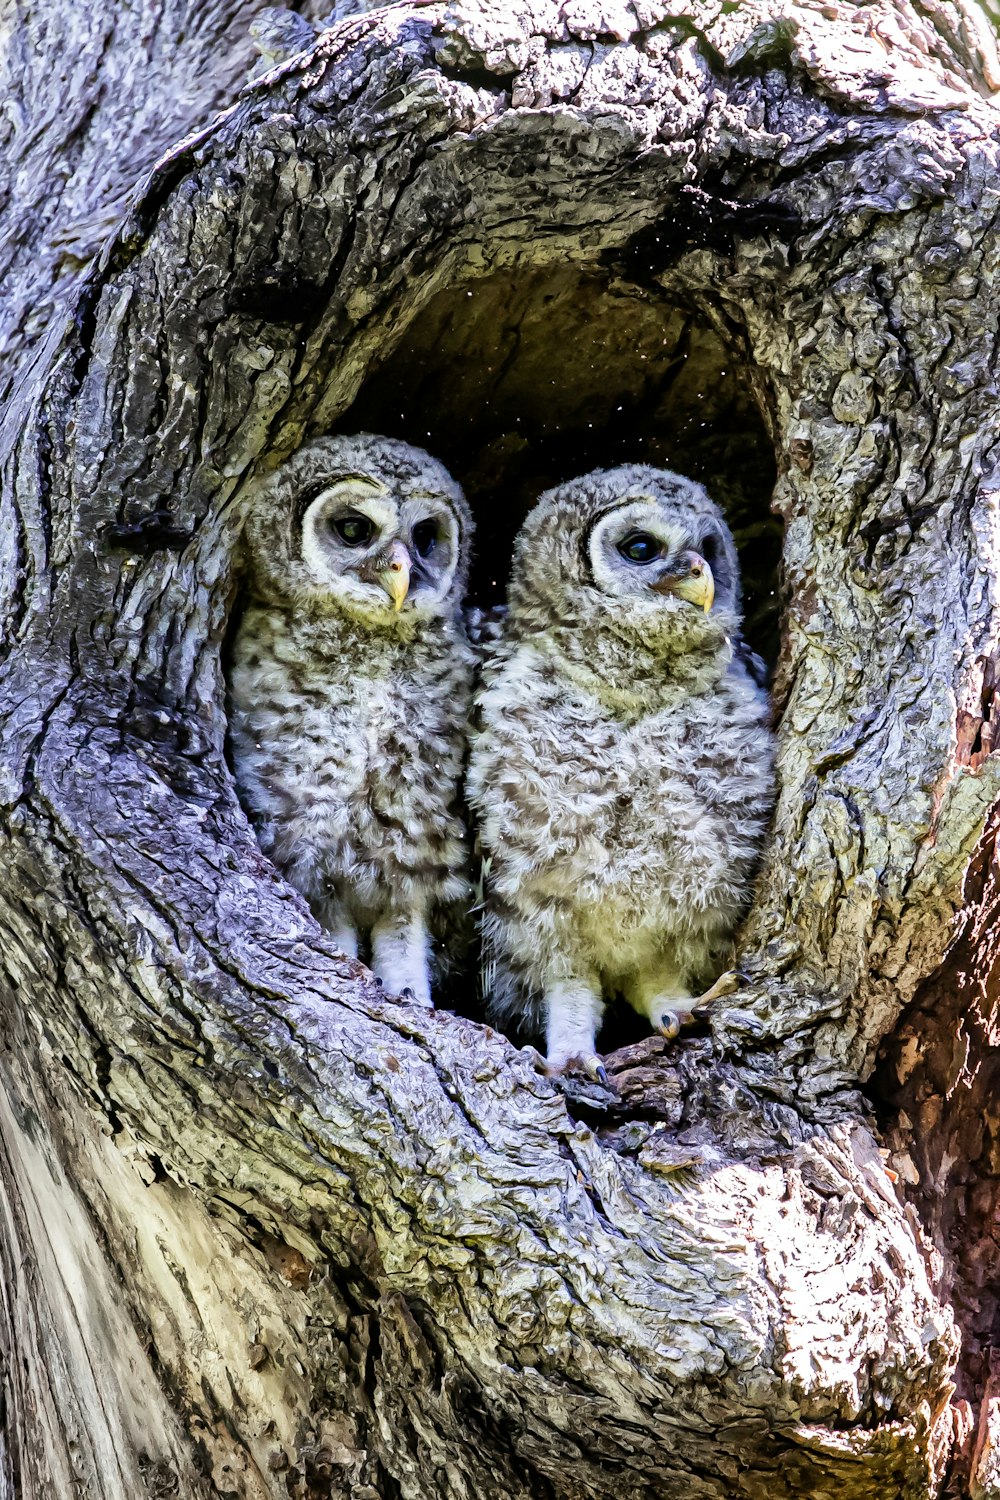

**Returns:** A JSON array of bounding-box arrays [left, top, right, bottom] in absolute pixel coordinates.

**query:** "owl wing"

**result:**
[[463, 604, 543, 1031], [732, 632, 769, 692], [428, 894, 475, 1010], [462, 603, 508, 666], [474, 860, 546, 1040]]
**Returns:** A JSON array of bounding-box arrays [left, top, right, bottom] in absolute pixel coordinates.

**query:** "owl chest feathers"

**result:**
[[472, 643, 774, 939], [228, 605, 472, 900]]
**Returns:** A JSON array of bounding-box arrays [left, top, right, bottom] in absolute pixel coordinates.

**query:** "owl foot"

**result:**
[[651, 971, 748, 1041], [543, 978, 605, 1083], [397, 984, 433, 1008], [545, 1052, 608, 1086], [371, 910, 432, 1007], [690, 968, 747, 1014], [653, 1009, 682, 1041]]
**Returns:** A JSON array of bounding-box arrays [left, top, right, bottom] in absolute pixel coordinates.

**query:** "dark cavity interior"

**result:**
[[343, 265, 782, 666]]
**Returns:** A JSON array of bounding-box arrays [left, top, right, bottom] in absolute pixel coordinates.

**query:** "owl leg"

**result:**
[[370, 907, 432, 1007], [545, 977, 606, 1081], [311, 896, 359, 959], [625, 963, 693, 1042]]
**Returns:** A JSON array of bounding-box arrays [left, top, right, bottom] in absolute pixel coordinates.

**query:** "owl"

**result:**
[[228, 434, 475, 1006], [467, 464, 775, 1077]]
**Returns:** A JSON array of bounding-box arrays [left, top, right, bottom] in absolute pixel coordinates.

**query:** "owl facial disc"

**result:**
[[298, 472, 462, 620], [587, 496, 725, 618]]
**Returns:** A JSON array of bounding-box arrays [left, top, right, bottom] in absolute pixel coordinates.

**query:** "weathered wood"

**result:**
[[3, 0, 1000, 1496]]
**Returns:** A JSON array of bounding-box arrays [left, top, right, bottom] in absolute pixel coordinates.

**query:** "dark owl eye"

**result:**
[[699, 533, 719, 564], [617, 530, 661, 564], [333, 512, 375, 547], [412, 519, 438, 559]]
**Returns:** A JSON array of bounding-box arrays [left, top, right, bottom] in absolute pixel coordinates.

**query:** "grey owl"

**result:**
[[467, 464, 775, 1076], [228, 434, 475, 1006]]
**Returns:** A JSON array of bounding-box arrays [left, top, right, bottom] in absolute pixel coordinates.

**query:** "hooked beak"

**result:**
[[651, 551, 715, 614], [377, 540, 411, 611]]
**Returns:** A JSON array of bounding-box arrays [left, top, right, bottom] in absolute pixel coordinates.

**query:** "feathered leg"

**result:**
[[312, 895, 359, 959], [627, 961, 744, 1039], [625, 960, 693, 1041], [371, 906, 432, 1006], [544, 974, 605, 1080]]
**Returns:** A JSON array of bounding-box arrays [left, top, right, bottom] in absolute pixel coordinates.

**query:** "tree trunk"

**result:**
[[3, 0, 1000, 1495]]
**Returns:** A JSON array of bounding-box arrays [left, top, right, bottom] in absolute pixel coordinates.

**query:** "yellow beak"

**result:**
[[657, 552, 714, 613], [378, 540, 411, 611]]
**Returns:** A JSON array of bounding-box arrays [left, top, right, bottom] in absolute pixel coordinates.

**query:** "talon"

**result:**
[[691, 969, 744, 1011], [580, 1054, 609, 1084], [656, 1011, 681, 1041], [389, 984, 433, 1007], [545, 1052, 611, 1086]]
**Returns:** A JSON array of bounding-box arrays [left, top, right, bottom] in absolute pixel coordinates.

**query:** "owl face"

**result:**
[[586, 494, 734, 617], [244, 435, 471, 625], [508, 465, 741, 662], [299, 471, 463, 619]]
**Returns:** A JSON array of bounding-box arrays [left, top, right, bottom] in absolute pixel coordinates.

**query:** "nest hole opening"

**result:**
[[342, 264, 783, 668], [337, 263, 783, 1051]]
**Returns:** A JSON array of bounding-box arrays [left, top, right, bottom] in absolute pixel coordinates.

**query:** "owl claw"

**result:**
[[655, 1010, 682, 1041], [546, 1052, 611, 1087], [396, 984, 434, 1008], [690, 969, 746, 1013], [650, 971, 747, 1042]]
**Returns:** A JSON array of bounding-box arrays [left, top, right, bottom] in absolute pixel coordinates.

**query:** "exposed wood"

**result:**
[[2, 0, 1000, 1496]]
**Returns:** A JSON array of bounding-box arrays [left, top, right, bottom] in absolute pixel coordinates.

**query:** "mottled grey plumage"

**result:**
[[228, 434, 475, 1005], [467, 464, 775, 1074]]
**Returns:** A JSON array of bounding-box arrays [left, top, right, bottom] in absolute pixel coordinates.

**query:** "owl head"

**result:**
[[508, 465, 742, 681], [243, 435, 472, 626]]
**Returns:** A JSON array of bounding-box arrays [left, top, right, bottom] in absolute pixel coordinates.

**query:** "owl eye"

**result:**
[[617, 530, 661, 564], [333, 512, 376, 547], [411, 519, 438, 559]]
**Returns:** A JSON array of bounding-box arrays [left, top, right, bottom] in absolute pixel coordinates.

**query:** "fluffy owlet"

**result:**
[[467, 464, 775, 1076], [228, 434, 475, 1005]]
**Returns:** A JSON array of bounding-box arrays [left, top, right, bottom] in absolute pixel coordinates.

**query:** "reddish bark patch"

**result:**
[[873, 807, 1000, 1492]]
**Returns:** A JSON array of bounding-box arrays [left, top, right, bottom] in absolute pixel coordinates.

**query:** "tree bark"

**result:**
[[3, 0, 1000, 1496]]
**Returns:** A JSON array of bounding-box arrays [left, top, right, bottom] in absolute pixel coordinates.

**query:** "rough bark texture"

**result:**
[[3, 1, 1000, 1497]]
